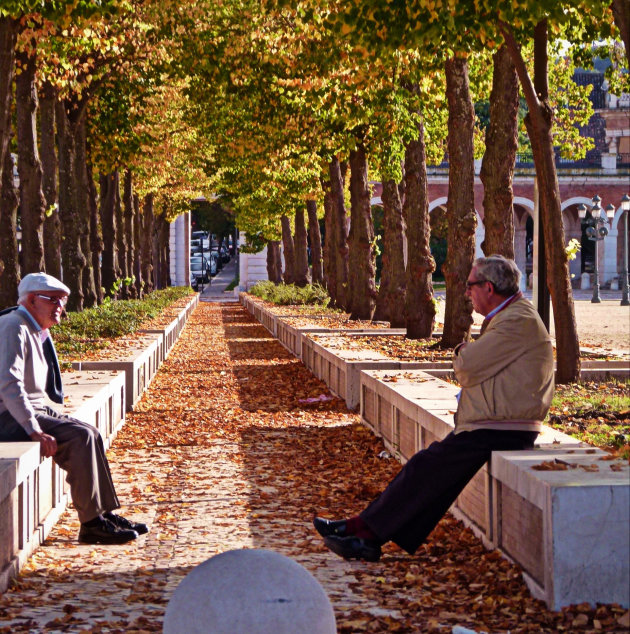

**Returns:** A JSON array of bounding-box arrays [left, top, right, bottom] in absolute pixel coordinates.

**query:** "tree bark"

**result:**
[[266, 240, 282, 283], [133, 193, 143, 298], [75, 113, 96, 308], [123, 170, 137, 298], [329, 157, 349, 310], [0, 146, 19, 308], [15, 48, 45, 274], [442, 55, 476, 348], [280, 214, 296, 284], [374, 177, 407, 325], [99, 171, 119, 298], [40, 81, 61, 278], [141, 193, 154, 293], [116, 171, 129, 298], [347, 145, 377, 320], [56, 98, 86, 311], [306, 199, 323, 285], [87, 161, 102, 304], [0, 17, 17, 188], [293, 207, 310, 287], [501, 20, 580, 383], [321, 174, 337, 299], [611, 0, 630, 62], [153, 212, 169, 289], [480, 45, 519, 258], [403, 122, 436, 338]]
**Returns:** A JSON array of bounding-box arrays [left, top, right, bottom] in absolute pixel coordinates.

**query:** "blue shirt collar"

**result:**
[[485, 293, 518, 320]]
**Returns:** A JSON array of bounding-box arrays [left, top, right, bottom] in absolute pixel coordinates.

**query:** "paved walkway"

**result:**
[[0, 300, 626, 633]]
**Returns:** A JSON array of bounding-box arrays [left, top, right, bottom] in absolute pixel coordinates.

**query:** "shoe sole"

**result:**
[[323, 536, 381, 562]]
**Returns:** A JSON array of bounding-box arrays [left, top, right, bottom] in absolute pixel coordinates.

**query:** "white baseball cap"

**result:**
[[18, 272, 70, 301]]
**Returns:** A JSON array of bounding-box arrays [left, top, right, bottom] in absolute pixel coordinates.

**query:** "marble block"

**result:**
[[164, 549, 336, 634]]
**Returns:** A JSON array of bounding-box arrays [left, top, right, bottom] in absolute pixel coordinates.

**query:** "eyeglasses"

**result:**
[[465, 279, 487, 289], [35, 294, 68, 307]]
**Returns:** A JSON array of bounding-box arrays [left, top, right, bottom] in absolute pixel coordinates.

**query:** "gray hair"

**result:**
[[473, 255, 521, 296]]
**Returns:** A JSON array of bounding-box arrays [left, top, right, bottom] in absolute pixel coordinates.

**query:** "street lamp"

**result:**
[[620, 193, 630, 306], [578, 196, 615, 303]]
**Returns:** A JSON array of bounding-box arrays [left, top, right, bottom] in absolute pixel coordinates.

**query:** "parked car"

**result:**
[[190, 255, 211, 284]]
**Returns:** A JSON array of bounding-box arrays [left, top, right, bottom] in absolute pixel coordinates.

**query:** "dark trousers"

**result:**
[[0, 408, 120, 523], [360, 429, 538, 554]]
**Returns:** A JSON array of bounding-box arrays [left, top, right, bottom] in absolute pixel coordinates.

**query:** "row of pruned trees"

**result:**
[[189, 0, 626, 382], [0, 0, 204, 312]]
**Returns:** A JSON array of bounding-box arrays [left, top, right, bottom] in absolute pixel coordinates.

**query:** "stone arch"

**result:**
[[428, 197, 448, 213]]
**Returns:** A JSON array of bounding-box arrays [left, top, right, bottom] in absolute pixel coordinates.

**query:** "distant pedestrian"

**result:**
[[314, 255, 554, 561], [0, 273, 148, 544]]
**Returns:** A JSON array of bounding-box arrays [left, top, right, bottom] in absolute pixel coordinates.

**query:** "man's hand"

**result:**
[[30, 431, 57, 457]]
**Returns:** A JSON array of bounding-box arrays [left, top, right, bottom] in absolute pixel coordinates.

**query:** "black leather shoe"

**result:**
[[78, 517, 138, 544], [104, 511, 149, 535], [313, 517, 348, 538], [323, 535, 382, 562]]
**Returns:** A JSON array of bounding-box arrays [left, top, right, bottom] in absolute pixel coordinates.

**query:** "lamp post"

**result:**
[[620, 194, 630, 306], [578, 195, 615, 303]]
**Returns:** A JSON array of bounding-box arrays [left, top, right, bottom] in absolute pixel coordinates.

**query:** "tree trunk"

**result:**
[[442, 55, 476, 348], [133, 193, 143, 298], [611, 0, 630, 62], [99, 171, 119, 298], [329, 157, 349, 310], [56, 99, 86, 311], [321, 174, 337, 299], [141, 193, 154, 293], [403, 122, 436, 337], [502, 20, 580, 383], [15, 48, 45, 274], [306, 199, 323, 285], [40, 81, 61, 278], [154, 213, 170, 289], [347, 145, 377, 320], [0, 147, 19, 308], [116, 171, 129, 298], [75, 112, 96, 307], [266, 240, 282, 283], [0, 17, 17, 187], [280, 214, 296, 284], [480, 45, 518, 258], [87, 161, 102, 304], [293, 207, 310, 287], [123, 170, 137, 298], [374, 177, 407, 326]]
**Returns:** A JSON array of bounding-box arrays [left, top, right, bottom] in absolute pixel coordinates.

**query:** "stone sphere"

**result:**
[[163, 549, 336, 633]]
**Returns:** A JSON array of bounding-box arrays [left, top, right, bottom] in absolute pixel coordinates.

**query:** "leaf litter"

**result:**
[[0, 302, 627, 633]]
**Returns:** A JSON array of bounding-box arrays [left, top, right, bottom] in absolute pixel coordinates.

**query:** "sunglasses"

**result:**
[[35, 294, 68, 307]]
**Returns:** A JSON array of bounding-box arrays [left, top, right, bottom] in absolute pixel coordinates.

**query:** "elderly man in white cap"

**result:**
[[0, 273, 148, 544]]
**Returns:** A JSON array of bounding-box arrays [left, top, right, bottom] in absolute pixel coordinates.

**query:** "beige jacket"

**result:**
[[452, 297, 554, 434]]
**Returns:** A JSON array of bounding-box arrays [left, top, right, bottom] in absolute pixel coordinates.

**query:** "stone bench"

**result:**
[[72, 333, 163, 412], [140, 294, 199, 360], [0, 370, 126, 594], [301, 334, 451, 409], [360, 368, 629, 610]]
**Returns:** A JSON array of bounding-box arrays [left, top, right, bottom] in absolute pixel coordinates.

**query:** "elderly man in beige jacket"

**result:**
[[0, 273, 148, 545], [314, 255, 554, 561]]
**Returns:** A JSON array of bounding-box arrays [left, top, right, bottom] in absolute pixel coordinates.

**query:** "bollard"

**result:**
[[164, 549, 337, 633]]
